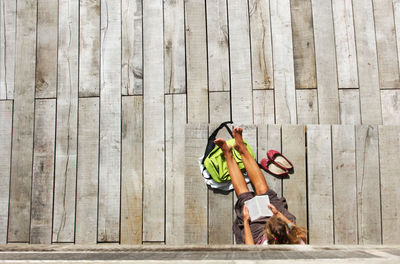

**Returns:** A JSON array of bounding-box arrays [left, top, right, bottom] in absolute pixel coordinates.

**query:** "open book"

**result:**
[[244, 195, 273, 221]]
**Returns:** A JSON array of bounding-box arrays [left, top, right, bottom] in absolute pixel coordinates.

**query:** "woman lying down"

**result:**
[[214, 127, 307, 245]]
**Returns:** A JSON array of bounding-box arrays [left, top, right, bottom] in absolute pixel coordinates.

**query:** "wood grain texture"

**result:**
[[379, 126, 400, 244], [270, 0, 296, 124], [209, 91, 231, 122], [332, 0, 358, 88], [296, 89, 319, 124], [79, 0, 100, 97], [381, 90, 400, 125], [356, 125, 381, 244], [339, 89, 361, 125], [0, 101, 12, 243], [311, 0, 339, 124], [257, 124, 282, 196], [8, 0, 37, 242], [249, 0, 273, 89], [35, 0, 58, 98], [373, 0, 400, 88], [52, 0, 79, 243], [184, 124, 208, 244], [30, 99, 56, 244], [164, 0, 185, 94], [282, 125, 307, 230], [122, 0, 143, 95], [0, 0, 16, 99], [186, 0, 208, 123], [253, 89, 275, 125], [228, 0, 253, 123], [394, 0, 400, 81], [307, 125, 333, 244], [121, 96, 143, 244], [208, 124, 233, 245], [332, 125, 357, 244], [143, 0, 165, 242], [98, 0, 122, 242], [206, 0, 230, 92], [352, 0, 382, 124], [290, 0, 317, 88], [165, 94, 186, 245], [75, 98, 99, 244]]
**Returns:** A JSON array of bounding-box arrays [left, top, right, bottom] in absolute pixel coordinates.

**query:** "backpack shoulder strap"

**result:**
[[201, 121, 233, 164]]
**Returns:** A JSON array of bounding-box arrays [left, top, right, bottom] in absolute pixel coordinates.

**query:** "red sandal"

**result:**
[[260, 158, 289, 178], [267, 150, 293, 172]]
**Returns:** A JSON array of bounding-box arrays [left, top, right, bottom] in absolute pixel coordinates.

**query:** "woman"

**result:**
[[214, 127, 306, 245]]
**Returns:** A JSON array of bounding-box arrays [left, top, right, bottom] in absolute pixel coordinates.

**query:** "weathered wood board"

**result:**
[[0, 101, 12, 243], [122, 0, 143, 95], [206, 0, 230, 92], [165, 94, 186, 245], [209, 91, 231, 122], [296, 89, 319, 124], [75, 98, 99, 244], [253, 90, 275, 125], [332, 125, 357, 244], [339, 89, 361, 125], [356, 125, 381, 244], [30, 99, 56, 244], [381, 90, 400, 125], [307, 125, 333, 244], [121, 96, 143, 244]]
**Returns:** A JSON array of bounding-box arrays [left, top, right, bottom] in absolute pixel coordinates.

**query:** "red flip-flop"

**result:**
[[267, 150, 294, 172], [260, 158, 289, 178]]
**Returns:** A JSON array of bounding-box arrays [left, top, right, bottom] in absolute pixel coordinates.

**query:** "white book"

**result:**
[[244, 195, 273, 221]]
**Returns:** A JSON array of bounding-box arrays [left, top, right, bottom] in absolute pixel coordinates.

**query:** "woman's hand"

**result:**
[[243, 205, 250, 222], [268, 204, 280, 216]]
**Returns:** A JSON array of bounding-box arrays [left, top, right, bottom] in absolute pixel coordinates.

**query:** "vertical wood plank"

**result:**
[[332, 125, 357, 244], [0, 101, 12, 243], [379, 126, 400, 244], [8, 0, 37, 242], [185, 124, 208, 244], [186, 0, 208, 122], [307, 125, 333, 244], [253, 89, 275, 125], [30, 99, 56, 244], [381, 90, 400, 125], [164, 0, 185, 94], [373, 0, 400, 88], [311, 0, 339, 124], [290, 0, 317, 89], [165, 94, 186, 245], [296, 89, 319, 125], [228, 0, 253, 123], [122, 0, 143, 95], [270, 0, 296, 124], [143, 0, 164, 242], [0, 0, 16, 99], [52, 0, 79, 243], [75, 98, 99, 244], [35, 0, 58, 98], [339, 89, 361, 125], [394, 0, 400, 77], [209, 91, 231, 122], [121, 96, 143, 244], [79, 0, 100, 97], [249, 0, 273, 90], [332, 0, 358, 88], [257, 124, 282, 196], [282, 125, 307, 229], [352, 0, 382, 124], [356, 125, 381, 244], [206, 0, 230, 92], [98, 0, 122, 242]]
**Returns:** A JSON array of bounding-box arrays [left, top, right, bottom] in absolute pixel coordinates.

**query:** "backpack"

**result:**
[[201, 121, 257, 183]]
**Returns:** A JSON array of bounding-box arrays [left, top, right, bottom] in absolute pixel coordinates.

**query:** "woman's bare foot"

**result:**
[[233, 127, 247, 154], [214, 138, 232, 153]]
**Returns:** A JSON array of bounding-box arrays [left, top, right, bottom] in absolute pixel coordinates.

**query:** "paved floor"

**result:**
[[0, 245, 399, 263]]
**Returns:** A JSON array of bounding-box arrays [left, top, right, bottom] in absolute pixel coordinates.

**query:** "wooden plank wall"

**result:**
[[1, 0, 400, 246]]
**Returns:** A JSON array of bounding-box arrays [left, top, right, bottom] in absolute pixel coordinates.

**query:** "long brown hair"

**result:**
[[264, 216, 307, 244]]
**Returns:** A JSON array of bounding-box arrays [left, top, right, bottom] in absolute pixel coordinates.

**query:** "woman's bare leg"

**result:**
[[214, 138, 249, 196], [233, 127, 269, 195]]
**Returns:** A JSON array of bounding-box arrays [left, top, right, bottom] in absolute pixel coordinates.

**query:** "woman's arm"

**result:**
[[243, 206, 255, 245], [268, 204, 295, 227]]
